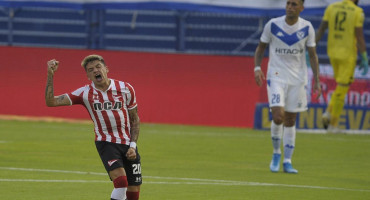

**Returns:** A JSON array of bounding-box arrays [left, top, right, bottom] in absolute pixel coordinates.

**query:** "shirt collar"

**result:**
[[91, 78, 113, 92]]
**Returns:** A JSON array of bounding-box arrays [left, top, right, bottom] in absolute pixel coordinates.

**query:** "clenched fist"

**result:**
[[47, 59, 59, 76]]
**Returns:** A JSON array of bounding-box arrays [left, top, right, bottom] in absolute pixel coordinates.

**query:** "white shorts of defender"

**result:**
[[266, 80, 308, 113]]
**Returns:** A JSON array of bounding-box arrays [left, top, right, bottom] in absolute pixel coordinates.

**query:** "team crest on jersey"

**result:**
[[296, 31, 305, 40]]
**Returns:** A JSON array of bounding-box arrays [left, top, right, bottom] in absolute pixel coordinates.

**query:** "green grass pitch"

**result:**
[[0, 119, 369, 200]]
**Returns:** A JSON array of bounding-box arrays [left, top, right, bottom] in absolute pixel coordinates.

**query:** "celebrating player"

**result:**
[[254, 0, 321, 173], [45, 55, 142, 200], [316, 0, 368, 133]]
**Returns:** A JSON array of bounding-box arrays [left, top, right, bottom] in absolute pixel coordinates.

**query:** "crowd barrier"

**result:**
[[1, 46, 368, 130], [254, 103, 369, 131], [0, 46, 265, 127]]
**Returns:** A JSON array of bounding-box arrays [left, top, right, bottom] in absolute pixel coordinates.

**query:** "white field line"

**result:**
[[0, 167, 369, 192], [0, 179, 109, 183]]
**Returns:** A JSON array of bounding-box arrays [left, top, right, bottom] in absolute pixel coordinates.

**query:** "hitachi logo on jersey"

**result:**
[[275, 48, 304, 55], [93, 101, 123, 111]]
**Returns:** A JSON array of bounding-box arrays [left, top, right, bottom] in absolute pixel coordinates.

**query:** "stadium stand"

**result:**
[[0, 5, 369, 61]]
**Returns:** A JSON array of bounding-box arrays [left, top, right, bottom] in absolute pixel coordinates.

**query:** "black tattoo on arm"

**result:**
[[45, 74, 55, 106], [56, 95, 65, 105], [129, 108, 140, 143]]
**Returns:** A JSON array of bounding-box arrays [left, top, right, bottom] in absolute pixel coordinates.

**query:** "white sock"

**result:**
[[283, 126, 296, 163], [111, 188, 127, 200], [271, 121, 283, 154]]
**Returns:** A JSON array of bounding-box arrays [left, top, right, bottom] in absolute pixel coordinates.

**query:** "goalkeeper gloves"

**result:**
[[359, 52, 368, 76]]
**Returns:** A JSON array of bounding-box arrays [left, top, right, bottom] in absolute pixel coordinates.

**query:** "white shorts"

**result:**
[[267, 80, 308, 112]]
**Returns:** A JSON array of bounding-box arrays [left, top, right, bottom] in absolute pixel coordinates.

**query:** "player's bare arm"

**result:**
[[355, 26, 369, 75], [45, 59, 71, 107], [355, 27, 366, 53], [307, 47, 322, 99], [315, 20, 328, 43], [254, 42, 267, 86], [126, 107, 140, 160]]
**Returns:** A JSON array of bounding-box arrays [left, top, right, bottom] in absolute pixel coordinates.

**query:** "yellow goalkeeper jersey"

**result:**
[[323, 0, 364, 60]]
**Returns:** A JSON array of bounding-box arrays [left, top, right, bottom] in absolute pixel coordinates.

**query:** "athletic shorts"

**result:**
[[95, 141, 142, 186], [267, 80, 308, 112], [329, 57, 356, 84]]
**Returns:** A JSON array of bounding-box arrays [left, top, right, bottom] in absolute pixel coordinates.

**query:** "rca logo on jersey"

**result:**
[[93, 101, 123, 111]]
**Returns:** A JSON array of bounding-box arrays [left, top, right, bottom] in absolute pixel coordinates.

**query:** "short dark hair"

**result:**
[[81, 54, 106, 71]]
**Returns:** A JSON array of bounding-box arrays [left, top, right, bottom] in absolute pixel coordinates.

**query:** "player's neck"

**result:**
[[94, 79, 111, 92], [285, 16, 299, 26]]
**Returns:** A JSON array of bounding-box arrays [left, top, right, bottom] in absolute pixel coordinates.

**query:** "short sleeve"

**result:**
[[125, 83, 137, 110], [66, 86, 86, 105], [355, 8, 364, 28], [322, 5, 331, 22], [306, 22, 316, 47], [260, 20, 272, 43]]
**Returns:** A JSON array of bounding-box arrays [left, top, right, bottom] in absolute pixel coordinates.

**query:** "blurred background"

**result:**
[[0, 0, 369, 132]]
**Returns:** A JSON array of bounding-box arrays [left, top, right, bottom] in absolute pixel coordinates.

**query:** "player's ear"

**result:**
[[106, 65, 109, 73], [300, 1, 304, 11]]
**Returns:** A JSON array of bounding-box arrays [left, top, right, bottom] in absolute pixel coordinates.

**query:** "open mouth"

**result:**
[[95, 73, 103, 82]]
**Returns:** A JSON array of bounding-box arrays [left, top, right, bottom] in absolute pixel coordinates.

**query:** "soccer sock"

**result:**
[[127, 191, 140, 200], [283, 126, 296, 163], [330, 85, 349, 127], [271, 121, 283, 154], [111, 176, 128, 200]]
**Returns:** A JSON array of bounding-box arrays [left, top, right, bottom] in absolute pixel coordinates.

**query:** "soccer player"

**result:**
[[254, 0, 321, 173], [315, 0, 368, 133], [45, 55, 142, 200]]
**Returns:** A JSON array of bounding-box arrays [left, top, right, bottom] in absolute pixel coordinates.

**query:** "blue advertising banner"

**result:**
[[254, 103, 370, 132]]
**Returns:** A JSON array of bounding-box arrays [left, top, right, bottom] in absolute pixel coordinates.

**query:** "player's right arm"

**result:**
[[45, 59, 71, 107], [315, 20, 328, 44], [254, 41, 268, 87]]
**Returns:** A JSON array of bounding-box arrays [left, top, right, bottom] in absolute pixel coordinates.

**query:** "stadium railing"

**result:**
[[0, 5, 369, 61]]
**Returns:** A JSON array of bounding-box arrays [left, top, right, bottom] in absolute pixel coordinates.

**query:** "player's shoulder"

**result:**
[[264, 16, 284, 29], [269, 15, 285, 24], [354, 4, 364, 13], [112, 79, 135, 93], [298, 17, 313, 27], [70, 84, 90, 96], [112, 79, 134, 87]]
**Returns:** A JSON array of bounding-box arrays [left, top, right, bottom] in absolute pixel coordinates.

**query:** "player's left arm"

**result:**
[[307, 46, 322, 99], [126, 107, 140, 161]]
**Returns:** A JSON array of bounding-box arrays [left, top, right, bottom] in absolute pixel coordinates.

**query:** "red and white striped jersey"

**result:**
[[66, 79, 137, 144]]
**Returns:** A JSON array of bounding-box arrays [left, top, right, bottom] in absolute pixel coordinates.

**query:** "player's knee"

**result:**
[[284, 120, 295, 127], [113, 176, 128, 188], [271, 107, 284, 125], [283, 115, 296, 127], [334, 85, 349, 101], [272, 115, 284, 125], [109, 167, 125, 181]]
